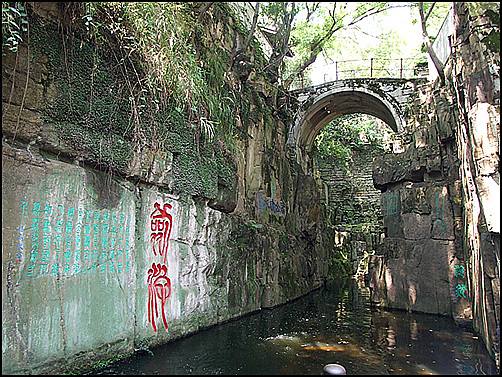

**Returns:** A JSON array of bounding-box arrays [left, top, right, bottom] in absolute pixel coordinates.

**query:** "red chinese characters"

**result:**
[[147, 202, 173, 333], [150, 202, 173, 264], [147, 263, 171, 333]]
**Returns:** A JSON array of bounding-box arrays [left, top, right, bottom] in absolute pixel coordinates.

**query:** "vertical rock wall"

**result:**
[[1, 3, 336, 374], [451, 2, 500, 367], [368, 2, 499, 368]]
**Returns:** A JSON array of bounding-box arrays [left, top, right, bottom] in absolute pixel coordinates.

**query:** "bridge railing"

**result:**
[[328, 57, 428, 80], [288, 55, 429, 89]]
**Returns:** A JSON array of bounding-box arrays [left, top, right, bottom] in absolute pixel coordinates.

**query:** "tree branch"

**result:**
[[419, 2, 445, 86], [242, 2, 260, 52], [424, 2, 436, 23], [231, 2, 260, 66], [305, 2, 320, 23], [197, 2, 214, 24], [347, 4, 408, 27]]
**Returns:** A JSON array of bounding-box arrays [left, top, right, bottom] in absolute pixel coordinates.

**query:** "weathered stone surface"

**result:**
[[468, 102, 499, 175], [474, 176, 499, 233], [30, 2, 60, 22], [367, 3, 500, 368], [428, 185, 455, 241], [208, 176, 238, 213], [2, 44, 49, 84], [2, 144, 137, 374], [372, 144, 442, 190], [452, 1, 500, 367], [400, 184, 431, 214], [402, 213, 431, 240], [2, 69, 45, 111], [433, 89, 457, 142], [1, 102, 43, 142], [369, 237, 455, 315], [126, 146, 173, 186], [382, 213, 403, 239], [292, 172, 322, 238]]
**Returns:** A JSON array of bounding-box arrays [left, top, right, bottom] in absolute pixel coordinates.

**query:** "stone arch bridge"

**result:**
[[286, 77, 427, 156]]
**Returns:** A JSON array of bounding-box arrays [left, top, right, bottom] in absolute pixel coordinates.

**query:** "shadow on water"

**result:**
[[90, 278, 497, 375]]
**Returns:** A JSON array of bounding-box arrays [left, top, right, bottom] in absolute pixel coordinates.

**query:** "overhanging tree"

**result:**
[[257, 2, 409, 89]]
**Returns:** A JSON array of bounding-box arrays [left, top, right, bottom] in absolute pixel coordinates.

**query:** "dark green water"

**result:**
[[91, 278, 497, 375]]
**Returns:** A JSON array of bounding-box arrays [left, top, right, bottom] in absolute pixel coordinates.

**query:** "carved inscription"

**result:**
[[381, 191, 399, 216], [147, 202, 173, 332], [452, 263, 468, 303], [15, 200, 132, 278], [256, 192, 286, 215]]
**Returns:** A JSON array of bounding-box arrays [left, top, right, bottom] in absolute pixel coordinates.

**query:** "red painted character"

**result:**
[[147, 263, 171, 332], [150, 202, 173, 264]]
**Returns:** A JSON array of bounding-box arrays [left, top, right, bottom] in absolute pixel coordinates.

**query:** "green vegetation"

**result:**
[[312, 113, 392, 171], [257, 2, 444, 88], [2, 1, 28, 54], [18, 2, 252, 198]]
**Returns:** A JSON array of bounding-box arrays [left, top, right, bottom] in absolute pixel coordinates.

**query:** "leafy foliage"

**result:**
[[2, 1, 28, 54], [24, 2, 244, 199], [79, 2, 240, 145], [259, 2, 418, 88], [312, 113, 392, 170], [410, 2, 451, 37]]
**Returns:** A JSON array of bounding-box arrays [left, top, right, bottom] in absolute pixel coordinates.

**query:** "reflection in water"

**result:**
[[90, 278, 497, 375]]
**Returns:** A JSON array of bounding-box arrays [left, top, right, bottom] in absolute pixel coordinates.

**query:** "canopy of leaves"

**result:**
[[259, 2, 410, 88], [258, 2, 451, 88], [312, 113, 393, 170]]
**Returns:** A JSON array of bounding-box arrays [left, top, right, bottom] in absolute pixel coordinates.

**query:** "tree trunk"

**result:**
[[419, 3, 445, 86]]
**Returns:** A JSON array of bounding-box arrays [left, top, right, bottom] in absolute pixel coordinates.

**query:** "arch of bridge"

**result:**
[[288, 84, 407, 152]]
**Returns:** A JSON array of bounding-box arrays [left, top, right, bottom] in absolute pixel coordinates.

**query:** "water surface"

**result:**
[[91, 278, 497, 375]]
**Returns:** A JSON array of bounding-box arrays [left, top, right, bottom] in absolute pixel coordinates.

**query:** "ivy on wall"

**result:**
[[312, 114, 393, 227], [21, 2, 260, 199]]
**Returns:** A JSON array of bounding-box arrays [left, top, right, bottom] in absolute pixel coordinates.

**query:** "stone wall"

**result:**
[[317, 146, 385, 224], [367, 2, 500, 368], [315, 144, 386, 276], [1, 3, 337, 374]]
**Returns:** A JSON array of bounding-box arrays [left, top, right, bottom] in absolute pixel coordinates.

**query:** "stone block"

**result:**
[[2, 66, 45, 110], [2, 44, 48, 83], [400, 183, 431, 214], [208, 176, 238, 214], [2, 102, 43, 141], [126, 146, 173, 187], [429, 186, 455, 240], [402, 212, 431, 240], [383, 214, 403, 239], [375, 238, 455, 315]]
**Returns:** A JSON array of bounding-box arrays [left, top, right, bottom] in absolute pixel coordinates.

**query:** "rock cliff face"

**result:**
[[367, 2, 499, 368], [368, 116, 467, 317], [2, 2, 499, 373], [1, 3, 337, 374]]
